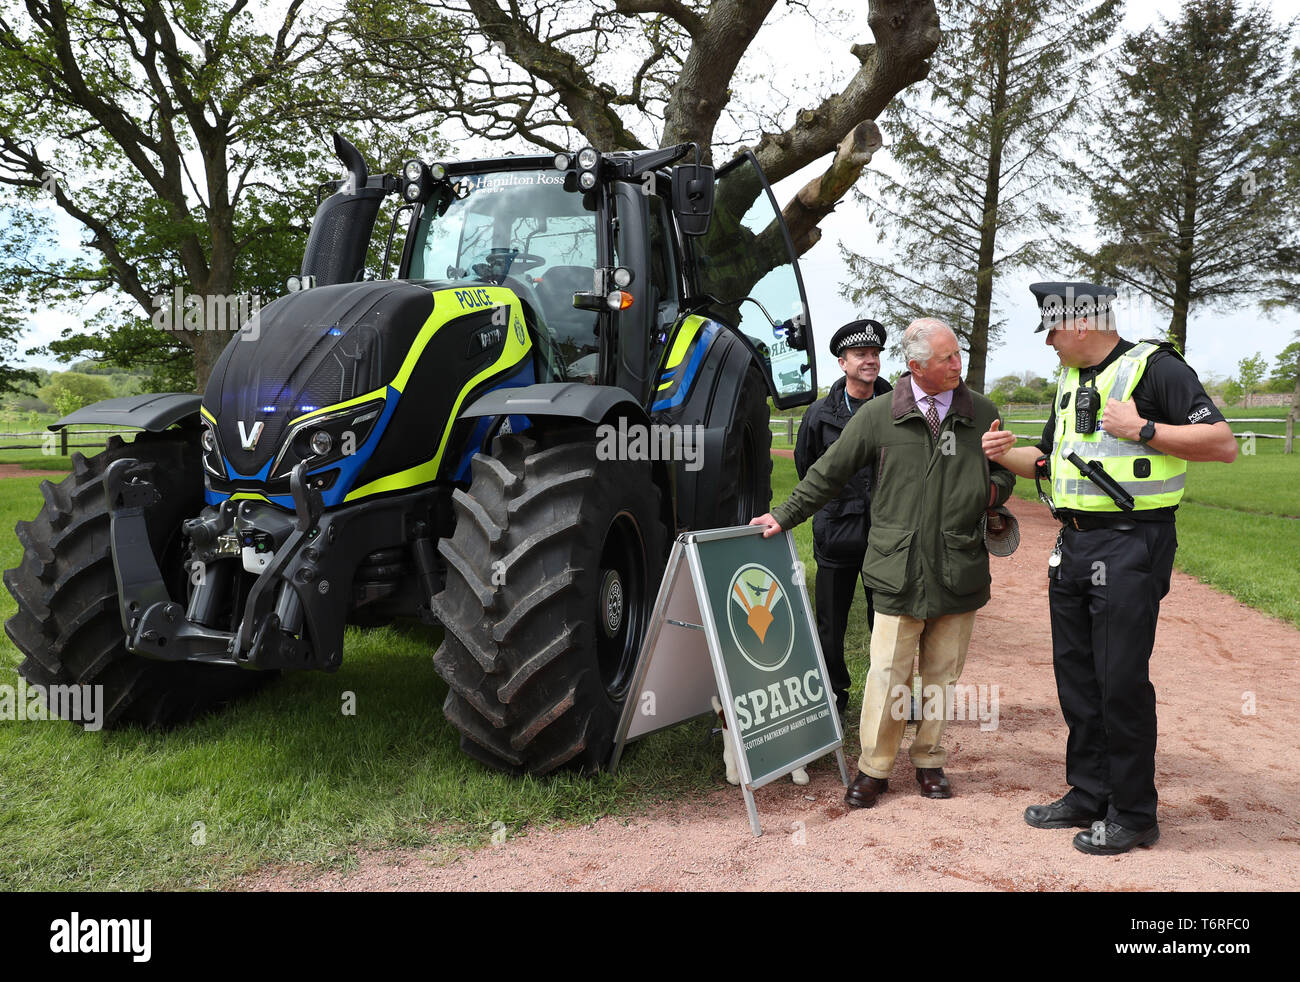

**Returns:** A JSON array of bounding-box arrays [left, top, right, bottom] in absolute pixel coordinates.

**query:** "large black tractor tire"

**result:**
[[4, 430, 274, 728], [715, 364, 774, 527], [432, 425, 667, 775]]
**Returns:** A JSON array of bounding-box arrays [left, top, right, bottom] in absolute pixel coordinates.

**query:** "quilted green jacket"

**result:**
[[773, 375, 1016, 619]]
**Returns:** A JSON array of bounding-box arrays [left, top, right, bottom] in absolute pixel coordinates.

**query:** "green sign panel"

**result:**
[[611, 525, 846, 835], [690, 528, 842, 786]]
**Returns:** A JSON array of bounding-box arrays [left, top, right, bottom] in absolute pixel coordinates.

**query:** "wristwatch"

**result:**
[[1139, 419, 1156, 443]]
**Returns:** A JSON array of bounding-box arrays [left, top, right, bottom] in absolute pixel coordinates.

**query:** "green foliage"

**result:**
[[1236, 352, 1267, 395], [840, 0, 1122, 392], [37, 372, 113, 416], [1267, 337, 1300, 391], [0, 0, 464, 391], [1066, 0, 1300, 353]]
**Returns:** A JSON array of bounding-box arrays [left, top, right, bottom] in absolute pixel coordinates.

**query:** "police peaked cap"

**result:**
[[1030, 282, 1117, 333], [830, 319, 887, 356]]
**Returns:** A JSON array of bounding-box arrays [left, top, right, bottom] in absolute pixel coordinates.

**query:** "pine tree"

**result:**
[[840, 0, 1121, 392], [1067, 0, 1300, 354]]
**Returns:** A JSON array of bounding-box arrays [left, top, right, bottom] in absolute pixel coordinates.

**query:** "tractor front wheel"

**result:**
[[432, 424, 666, 775]]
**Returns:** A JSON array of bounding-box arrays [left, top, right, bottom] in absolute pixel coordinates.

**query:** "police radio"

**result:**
[[1074, 383, 1100, 434]]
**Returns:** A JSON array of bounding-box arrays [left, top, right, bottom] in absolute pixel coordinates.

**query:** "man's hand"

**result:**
[[982, 418, 1017, 460], [749, 513, 783, 538], [1100, 397, 1143, 441]]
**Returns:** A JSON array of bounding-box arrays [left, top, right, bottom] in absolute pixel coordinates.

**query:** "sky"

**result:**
[[764, 0, 1300, 390], [9, 0, 1300, 391]]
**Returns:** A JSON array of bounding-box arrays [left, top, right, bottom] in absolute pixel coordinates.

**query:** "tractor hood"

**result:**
[[203, 281, 434, 478]]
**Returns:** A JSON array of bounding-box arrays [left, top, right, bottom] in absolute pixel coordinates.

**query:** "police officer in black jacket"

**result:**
[[795, 319, 893, 717]]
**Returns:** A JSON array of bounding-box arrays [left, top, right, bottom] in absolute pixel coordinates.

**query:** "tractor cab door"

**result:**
[[687, 151, 816, 409]]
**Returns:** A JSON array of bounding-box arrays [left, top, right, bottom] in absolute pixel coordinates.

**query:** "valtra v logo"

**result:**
[[727, 563, 795, 672]]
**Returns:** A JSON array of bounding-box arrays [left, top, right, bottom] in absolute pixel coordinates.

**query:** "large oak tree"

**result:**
[[404, 0, 941, 271]]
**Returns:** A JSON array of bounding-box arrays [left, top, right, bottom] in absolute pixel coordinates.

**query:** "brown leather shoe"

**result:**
[[845, 772, 888, 809], [916, 767, 952, 798]]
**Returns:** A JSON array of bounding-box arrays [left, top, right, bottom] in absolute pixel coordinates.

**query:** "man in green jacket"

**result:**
[[752, 319, 1016, 808]]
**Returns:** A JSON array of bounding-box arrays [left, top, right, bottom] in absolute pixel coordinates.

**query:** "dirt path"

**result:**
[[0, 464, 67, 479], [238, 497, 1300, 892]]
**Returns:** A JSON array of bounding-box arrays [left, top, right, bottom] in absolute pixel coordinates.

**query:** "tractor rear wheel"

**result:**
[[4, 430, 273, 728], [715, 364, 773, 526], [432, 424, 666, 775]]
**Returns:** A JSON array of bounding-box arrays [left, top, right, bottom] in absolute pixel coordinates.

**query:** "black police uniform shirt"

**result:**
[[1035, 338, 1225, 521], [794, 373, 893, 567]]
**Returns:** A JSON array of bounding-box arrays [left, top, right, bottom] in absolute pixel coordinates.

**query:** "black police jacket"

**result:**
[[793, 373, 894, 568]]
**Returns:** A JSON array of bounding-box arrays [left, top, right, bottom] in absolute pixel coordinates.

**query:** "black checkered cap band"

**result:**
[[1039, 295, 1113, 329], [835, 329, 884, 353]]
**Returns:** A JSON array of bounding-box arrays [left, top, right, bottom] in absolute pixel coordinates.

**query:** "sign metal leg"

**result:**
[[742, 784, 762, 837], [835, 748, 850, 786]]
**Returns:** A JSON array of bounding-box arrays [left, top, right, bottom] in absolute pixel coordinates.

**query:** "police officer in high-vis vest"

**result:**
[[982, 282, 1237, 855]]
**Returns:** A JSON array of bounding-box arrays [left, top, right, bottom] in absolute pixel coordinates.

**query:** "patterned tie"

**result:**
[[925, 395, 941, 439]]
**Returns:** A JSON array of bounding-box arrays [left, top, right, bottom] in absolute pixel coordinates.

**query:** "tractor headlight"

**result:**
[[269, 399, 385, 481], [403, 160, 423, 182], [428, 163, 447, 181], [554, 152, 570, 171], [309, 430, 333, 457], [577, 147, 599, 170], [200, 419, 226, 480]]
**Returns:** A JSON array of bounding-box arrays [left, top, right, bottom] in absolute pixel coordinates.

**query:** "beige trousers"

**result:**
[[857, 610, 977, 779]]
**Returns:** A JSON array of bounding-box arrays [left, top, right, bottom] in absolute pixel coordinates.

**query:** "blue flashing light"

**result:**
[[327, 327, 343, 337], [299, 404, 317, 413], [260, 405, 277, 413]]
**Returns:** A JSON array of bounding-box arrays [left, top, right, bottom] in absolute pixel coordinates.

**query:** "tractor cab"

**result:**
[[377, 144, 816, 413]]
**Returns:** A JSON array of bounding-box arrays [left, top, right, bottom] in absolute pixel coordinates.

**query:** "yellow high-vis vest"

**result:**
[[1050, 341, 1187, 511]]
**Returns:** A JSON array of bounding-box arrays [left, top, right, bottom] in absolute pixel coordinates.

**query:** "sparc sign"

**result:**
[[612, 525, 847, 835]]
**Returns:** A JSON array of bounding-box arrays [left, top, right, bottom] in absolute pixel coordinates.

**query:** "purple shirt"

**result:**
[[910, 377, 953, 423]]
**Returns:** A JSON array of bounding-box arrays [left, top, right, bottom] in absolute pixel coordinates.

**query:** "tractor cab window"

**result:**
[[407, 170, 602, 381], [689, 152, 815, 409]]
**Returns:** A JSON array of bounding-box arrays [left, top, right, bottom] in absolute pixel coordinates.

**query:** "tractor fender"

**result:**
[[460, 381, 675, 533], [50, 393, 202, 432], [460, 381, 647, 426], [654, 328, 765, 530]]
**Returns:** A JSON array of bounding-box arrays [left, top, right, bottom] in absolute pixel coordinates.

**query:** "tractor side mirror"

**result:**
[[671, 163, 714, 236]]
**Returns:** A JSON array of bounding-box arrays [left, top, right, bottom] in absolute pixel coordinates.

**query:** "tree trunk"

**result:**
[[967, 18, 1011, 395], [1289, 372, 1300, 454], [191, 331, 234, 395], [1169, 145, 1199, 352]]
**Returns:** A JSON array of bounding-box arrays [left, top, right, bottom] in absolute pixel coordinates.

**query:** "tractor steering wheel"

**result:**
[[485, 248, 546, 275]]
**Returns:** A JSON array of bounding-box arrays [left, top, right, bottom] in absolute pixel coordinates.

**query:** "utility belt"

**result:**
[[1058, 512, 1137, 531]]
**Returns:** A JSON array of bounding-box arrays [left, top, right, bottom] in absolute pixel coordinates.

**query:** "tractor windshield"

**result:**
[[408, 170, 601, 380]]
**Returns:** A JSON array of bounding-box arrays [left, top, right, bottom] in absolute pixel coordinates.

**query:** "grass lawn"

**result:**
[[0, 472, 734, 890]]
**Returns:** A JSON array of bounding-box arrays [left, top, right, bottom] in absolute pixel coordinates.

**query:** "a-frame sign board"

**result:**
[[611, 525, 849, 836]]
